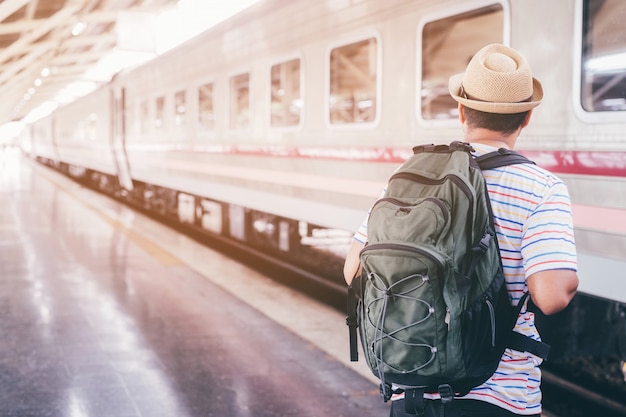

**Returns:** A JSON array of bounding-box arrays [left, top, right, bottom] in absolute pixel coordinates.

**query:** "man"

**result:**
[[343, 44, 579, 416]]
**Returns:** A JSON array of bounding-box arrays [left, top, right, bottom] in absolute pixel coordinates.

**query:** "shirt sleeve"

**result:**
[[521, 180, 578, 277], [354, 213, 369, 244]]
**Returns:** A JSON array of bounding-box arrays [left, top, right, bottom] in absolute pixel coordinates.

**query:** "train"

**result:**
[[17, 0, 626, 407]]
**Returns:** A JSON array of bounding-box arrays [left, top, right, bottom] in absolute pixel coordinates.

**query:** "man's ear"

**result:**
[[522, 110, 533, 128], [458, 104, 466, 124]]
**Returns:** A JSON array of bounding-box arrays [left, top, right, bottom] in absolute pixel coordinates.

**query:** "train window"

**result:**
[[86, 113, 97, 141], [580, 0, 626, 112], [271, 58, 301, 127], [419, 4, 504, 121], [126, 101, 137, 137], [229, 73, 250, 129], [155, 95, 165, 131], [198, 82, 214, 131], [140, 100, 149, 136], [174, 90, 187, 132], [329, 37, 378, 125]]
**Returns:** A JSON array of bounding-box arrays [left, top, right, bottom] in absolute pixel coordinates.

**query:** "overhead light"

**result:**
[[154, 0, 260, 54], [71, 21, 86, 36], [23, 101, 59, 124], [55, 81, 99, 104], [82, 49, 155, 83], [14, 0, 262, 129], [0, 121, 25, 143]]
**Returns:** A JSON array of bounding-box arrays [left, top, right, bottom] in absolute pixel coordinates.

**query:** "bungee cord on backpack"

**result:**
[[367, 270, 437, 392]]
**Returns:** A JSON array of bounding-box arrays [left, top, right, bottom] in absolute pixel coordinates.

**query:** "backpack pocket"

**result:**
[[367, 197, 450, 247], [359, 243, 451, 384], [459, 290, 506, 383]]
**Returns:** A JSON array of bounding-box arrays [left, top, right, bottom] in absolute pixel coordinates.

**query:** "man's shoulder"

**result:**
[[469, 143, 564, 185], [514, 162, 564, 186]]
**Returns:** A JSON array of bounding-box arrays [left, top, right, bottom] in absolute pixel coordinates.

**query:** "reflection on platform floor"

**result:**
[[0, 148, 385, 417]]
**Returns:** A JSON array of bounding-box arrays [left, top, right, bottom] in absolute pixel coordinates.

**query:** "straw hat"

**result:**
[[449, 44, 543, 114]]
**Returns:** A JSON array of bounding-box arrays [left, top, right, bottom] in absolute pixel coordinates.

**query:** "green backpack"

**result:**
[[346, 141, 550, 414]]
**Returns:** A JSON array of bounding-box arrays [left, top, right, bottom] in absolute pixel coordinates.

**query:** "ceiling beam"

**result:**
[[0, 8, 122, 35], [0, 40, 53, 88], [0, 4, 83, 64], [0, 0, 32, 22], [51, 50, 109, 65], [24, 0, 38, 19], [0, 0, 176, 125]]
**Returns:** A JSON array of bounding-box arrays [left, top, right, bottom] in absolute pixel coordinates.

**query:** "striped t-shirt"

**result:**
[[353, 143, 577, 415]]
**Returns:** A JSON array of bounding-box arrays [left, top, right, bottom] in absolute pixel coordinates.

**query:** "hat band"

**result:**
[[459, 83, 532, 104]]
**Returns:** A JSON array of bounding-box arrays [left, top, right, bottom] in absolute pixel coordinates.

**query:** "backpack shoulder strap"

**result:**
[[507, 293, 551, 360], [475, 148, 550, 360], [346, 282, 359, 362], [475, 148, 535, 170]]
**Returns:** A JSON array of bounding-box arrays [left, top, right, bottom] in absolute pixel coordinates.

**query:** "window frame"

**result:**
[[415, 1, 511, 128], [227, 70, 252, 132], [324, 31, 382, 130], [196, 79, 216, 136], [139, 98, 150, 138], [173, 88, 188, 134], [573, 0, 626, 123], [154, 94, 166, 134], [268, 54, 304, 131]]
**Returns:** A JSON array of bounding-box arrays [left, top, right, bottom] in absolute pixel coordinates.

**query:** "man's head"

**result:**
[[449, 44, 542, 114]]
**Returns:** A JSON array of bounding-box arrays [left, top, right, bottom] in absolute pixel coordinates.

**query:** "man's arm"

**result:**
[[343, 239, 364, 285], [527, 269, 579, 315]]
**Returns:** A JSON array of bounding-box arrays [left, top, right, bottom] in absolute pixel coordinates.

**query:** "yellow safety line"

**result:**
[[94, 212, 183, 266], [33, 162, 182, 266]]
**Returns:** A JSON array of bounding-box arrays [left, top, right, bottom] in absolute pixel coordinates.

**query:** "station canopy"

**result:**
[[0, 0, 258, 130]]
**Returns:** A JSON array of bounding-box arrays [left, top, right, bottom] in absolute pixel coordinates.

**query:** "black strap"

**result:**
[[412, 143, 534, 169], [616, 308, 626, 360], [475, 147, 535, 170], [507, 293, 551, 360], [508, 330, 551, 360], [475, 151, 550, 360], [404, 388, 425, 415], [346, 283, 359, 362]]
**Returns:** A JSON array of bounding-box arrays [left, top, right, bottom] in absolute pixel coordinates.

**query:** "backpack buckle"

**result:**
[[478, 231, 493, 251], [379, 383, 394, 402], [450, 141, 474, 152], [437, 384, 454, 404]]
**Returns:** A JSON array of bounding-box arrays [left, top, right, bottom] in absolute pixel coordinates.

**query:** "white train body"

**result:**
[[22, 0, 626, 328]]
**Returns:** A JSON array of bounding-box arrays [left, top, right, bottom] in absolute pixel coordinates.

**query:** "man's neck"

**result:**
[[464, 127, 518, 150]]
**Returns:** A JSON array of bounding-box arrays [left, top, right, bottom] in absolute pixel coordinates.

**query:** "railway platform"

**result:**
[[0, 147, 386, 417]]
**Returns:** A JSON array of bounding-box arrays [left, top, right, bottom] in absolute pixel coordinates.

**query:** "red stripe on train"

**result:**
[[520, 150, 626, 177], [174, 144, 626, 177]]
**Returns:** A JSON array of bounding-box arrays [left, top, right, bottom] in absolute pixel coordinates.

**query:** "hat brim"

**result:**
[[448, 73, 543, 114]]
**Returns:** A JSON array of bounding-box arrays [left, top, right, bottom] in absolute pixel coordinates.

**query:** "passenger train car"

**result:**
[[20, 0, 626, 404]]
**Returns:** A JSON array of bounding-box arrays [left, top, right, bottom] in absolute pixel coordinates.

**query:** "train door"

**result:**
[[111, 87, 133, 191]]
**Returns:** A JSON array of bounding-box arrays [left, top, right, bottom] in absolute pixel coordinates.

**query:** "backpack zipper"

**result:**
[[485, 297, 496, 347], [389, 172, 473, 204], [371, 197, 449, 223], [360, 242, 447, 269]]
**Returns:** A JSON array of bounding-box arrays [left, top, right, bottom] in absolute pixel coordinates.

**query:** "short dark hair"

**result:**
[[462, 106, 529, 135]]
